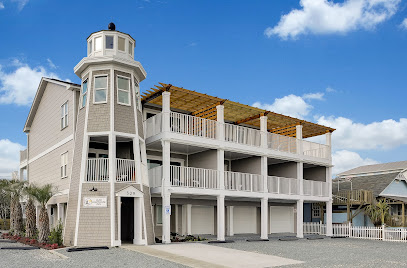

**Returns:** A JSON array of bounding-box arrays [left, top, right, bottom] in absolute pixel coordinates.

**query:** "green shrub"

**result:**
[[0, 219, 10, 230], [48, 221, 64, 246]]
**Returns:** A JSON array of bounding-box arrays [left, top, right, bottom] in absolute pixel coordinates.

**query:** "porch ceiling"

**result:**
[[141, 83, 335, 138]]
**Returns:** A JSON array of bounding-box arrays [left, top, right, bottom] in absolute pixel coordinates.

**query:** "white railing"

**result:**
[[267, 176, 298, 195], [148, 166, 163, 188], [170, 112, 217, 139], [303, 180, 329, 197], [303, 222, 323, 234], [116, 159, 137, 182], [20, 149, 28, 162], [224, 123, 261, 147], [145, 113, 162, 138], [170, 165, 219, 189], [333, 224, 350, 237], [303, 140, 330, 159], [384, 228, 407, 242], [351, 225, 382, 240], [224, 171, 263, 192], [267, 132, 297, 154], [86, 158, 109, 182]]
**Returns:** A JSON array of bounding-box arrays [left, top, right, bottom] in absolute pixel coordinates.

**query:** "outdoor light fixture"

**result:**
[[89, 187, 98, 192]]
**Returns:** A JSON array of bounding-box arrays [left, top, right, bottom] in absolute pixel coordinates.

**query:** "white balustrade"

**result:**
[[303, 140, 330, 159], [303, 180, 329, 197], [224, 123, 261, 147], [145, 113, 162, 138], [116, 158, 137, 182], [86, 158, 109, 182], [170, 112, 217, 139], [267, 132, 297, 154], [267, 176, 298, 195], [224, 171, 263, 192], [148, 166, 163, 188], [170, 165, 218, 189]]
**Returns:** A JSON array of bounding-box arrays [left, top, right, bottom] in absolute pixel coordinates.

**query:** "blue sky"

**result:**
[[0, 0, 406, 178]]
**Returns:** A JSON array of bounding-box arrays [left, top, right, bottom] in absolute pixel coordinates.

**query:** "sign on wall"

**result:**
[[83, 196, 107, 208], [165, 205, 171, 215]]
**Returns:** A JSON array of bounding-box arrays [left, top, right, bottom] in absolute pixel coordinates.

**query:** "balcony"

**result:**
[[145, 112, 330, 161], [148, 165, 328, 198], [20, 149, 28, 166], [86, 158, 137, 183]]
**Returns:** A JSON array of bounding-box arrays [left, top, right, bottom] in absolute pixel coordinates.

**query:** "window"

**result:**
[[88, 40, 93, 55], [156, 205, 162, 225], [61, 102, 68, 129], [94, 76, 107, 103], [61, 152, 68, 178], [95, 37, 102, 51], [117, 76, 130, 105], [118, 37, 125, 51], [128, 41, 133, 55], [105, 35, 114, 49], [312, 204, 320, 218], [81, 80, 88, 108]]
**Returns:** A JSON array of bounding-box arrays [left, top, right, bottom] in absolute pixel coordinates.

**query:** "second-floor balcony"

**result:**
[[86, 158, 138, 183], [148, 165, 329, 198], [145, 111, 331, 161], [20, 149, 28, 166]]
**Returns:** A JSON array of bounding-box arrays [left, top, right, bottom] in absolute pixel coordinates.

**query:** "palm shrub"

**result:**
[[24, 185, 37, 238], [365, 199, 390, 226], [0, 180, 11, 230], [4, 180, 26, 235], [29, 184, 54, 243]]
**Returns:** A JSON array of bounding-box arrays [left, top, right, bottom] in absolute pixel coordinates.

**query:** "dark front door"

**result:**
[[121, 197, 134, 242]]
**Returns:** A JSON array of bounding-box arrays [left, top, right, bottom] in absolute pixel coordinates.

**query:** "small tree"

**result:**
[[0, 180, 11, 229], [24, 185, 37, 238], [365, 199, 390, 226], [4, 180, 26, 235], [29, 184, 54, 243]]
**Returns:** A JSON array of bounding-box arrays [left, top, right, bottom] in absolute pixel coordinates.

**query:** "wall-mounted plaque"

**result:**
[[83, 196, 107, 208]]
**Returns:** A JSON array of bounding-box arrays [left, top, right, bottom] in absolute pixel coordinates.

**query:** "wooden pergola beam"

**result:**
[[234, 111, 270, 125], [191, 100, 226, 116], [141, 84, 172, 104]]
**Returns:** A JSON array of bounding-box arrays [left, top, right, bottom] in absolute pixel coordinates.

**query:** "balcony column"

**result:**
[[297, 162, 303, 196], [162, 91, 171, 133], [217, 195, 225, 241], [226, 206, 234, 236], [57, 203, 65, 225], [109, 133, 116, 247], [260, 115, 268, 149], [296, 124, 303, 155], [216, 105, 224, 141], [134, 197, 143, 244], [296, 199, 304, 238], [261, 197, 268, 240], [181, 204, 192, 235], [326, 166, 333, 236], [326, 131, 332, 160], [19, 168, 24, 181], [162, 139, 171, 243]]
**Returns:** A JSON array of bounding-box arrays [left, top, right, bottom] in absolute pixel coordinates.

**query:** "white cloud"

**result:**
[[332, 150, 378, 176], [11, 0, 29, 11], [0, 2, 4, 9], [46, 58, 57, 69], [303, 92, 324, 100], [0, 62, 60, 106], [0, 139, 24, 179], [317, 116, 407, 150], [400, 18, 407, 29], [253, 94, 312, 118], [265, 0, 401, 39]]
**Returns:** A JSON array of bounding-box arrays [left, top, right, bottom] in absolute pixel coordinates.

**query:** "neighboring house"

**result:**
[[332, 161, 407, 226], [19, 24, 335, 247]]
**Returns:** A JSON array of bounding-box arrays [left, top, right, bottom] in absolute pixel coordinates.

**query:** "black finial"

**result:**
[[108, 22, 116, 31]]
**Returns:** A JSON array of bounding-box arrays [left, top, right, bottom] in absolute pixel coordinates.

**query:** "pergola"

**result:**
[[141, 83, 335, 138]]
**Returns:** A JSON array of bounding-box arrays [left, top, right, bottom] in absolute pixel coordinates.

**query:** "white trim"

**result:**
[[28, 134, 73, 164], [93, 74, 108, 104], [147, 154, 185, 167], [109, 68, 116, 247], [116, 75, 131, 106]]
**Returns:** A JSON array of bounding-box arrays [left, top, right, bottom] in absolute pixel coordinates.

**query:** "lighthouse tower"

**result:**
[[64, 23, 154, 247]]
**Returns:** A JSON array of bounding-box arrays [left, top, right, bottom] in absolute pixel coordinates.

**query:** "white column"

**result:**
[[217, 195, 225, 241], [296, 124, 303, 155], [109, 133, 116, 247], [19, 168, 24, 181], [226, 206, 234, 237], [216, 105, 224, 141], [181, 205, 186, 235], [162, 193, 171, 243], [117, 197, 121, 243], [261, 156, 268, 193], [57, 203, 65, 224], [134, 197, 143, 244], [260, 115, 268, 148], [297, 162, 303, 196], [186, 204, 192, 235], [162, 139, 171, 243], [326, 166, 333, 236], [175, 205, 179, 234], [162, 91, 171, 133], [326, 132, 332, 160], [217, 149, 225, 190], [296, 199, 304, 238], [261, 197, 268, 240]]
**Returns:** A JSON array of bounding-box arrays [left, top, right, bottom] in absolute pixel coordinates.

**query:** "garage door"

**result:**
[[234, 206, 257, 234], [191, 206, 214, 235], [270, 206, 294, 233]]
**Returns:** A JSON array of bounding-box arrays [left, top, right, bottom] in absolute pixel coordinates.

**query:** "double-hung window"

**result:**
[[117, 76, 130, 105], [81, 80, 88, 108], [61, 152, 68, 178], [312, 203, 320, 218], [94, 76, 108, 103], [61, 102, 68, 129]]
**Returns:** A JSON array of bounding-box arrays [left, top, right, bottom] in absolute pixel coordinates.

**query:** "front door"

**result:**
[[121, 197, 134, 242]]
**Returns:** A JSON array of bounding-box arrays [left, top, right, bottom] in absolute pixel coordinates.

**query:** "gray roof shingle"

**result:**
[[338, 161, 407, 177]]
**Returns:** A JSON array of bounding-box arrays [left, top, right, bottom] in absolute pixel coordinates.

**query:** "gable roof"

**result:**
[[23, 77, 80, 132], [338, 160, 407, 177], [333, 172, 400, 197]]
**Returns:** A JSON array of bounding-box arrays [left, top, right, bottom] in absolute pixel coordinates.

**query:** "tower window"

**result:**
[[81, 80, 88, 108], [94, 76, 108, 103], [95, 37, 102, 51], [117, 76, 130, 105], [118, 37, 125, 51], [61, 101, 68, 129], [129, 41, 133, 56], [61, 152, 68, 178], [106, 36, 114, 49]]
